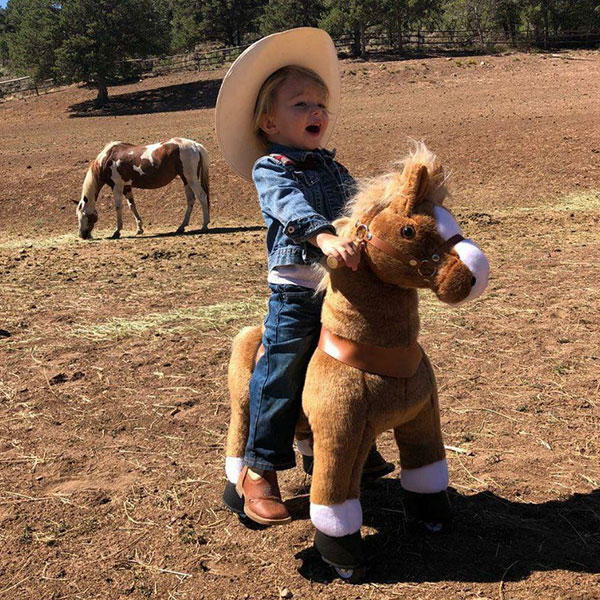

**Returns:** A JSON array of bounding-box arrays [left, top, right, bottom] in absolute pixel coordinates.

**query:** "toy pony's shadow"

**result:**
[[68, 78, 222, 117], [295, 480, 600, 584]]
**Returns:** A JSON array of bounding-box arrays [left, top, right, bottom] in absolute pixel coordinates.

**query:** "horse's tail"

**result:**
[[197, 145, 210, 209]]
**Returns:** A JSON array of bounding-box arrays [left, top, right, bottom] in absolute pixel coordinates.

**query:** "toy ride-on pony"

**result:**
[[224, 144, 490, 582]]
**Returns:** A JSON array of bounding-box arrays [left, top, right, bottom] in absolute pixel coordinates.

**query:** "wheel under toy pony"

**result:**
[[224, 144, 490, 583]]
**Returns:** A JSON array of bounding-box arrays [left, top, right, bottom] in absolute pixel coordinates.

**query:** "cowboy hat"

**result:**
[[215, 27, 341, 181]]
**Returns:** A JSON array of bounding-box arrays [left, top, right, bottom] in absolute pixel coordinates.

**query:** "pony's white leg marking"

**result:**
[[125, 189, 144, 234], [433, 205, 490, 304], [191, 180, 209, 229], [112, 187, 125, 237], [401, 458, 449, 494], [296, 438, 313, 457], [310, 499, 362, 537], [225, 456, 245, 484], [178, 185, 195, 232], [179, 143, 209, 229]]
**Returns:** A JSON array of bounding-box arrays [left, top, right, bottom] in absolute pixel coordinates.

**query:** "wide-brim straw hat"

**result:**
[[215, 27, 341, 181]]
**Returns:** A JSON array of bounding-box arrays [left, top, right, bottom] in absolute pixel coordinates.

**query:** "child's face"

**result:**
[[259, 74, 329, 151]]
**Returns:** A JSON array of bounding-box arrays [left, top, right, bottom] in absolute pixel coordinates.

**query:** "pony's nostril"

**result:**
[[471, 277, 477, 287]]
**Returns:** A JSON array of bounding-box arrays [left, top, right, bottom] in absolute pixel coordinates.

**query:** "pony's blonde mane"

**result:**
[[336, 142, 449, 238], [315, 142, 450, 292]]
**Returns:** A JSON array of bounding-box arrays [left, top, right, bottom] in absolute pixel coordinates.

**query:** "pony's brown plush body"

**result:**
[[225, 144, 489, 580]]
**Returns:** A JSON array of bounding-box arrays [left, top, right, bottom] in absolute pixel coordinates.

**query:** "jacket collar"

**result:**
[[267, 142, 336, 162]]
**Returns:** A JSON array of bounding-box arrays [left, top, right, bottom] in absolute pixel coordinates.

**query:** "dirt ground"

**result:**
[[1, 49, 599, 599]]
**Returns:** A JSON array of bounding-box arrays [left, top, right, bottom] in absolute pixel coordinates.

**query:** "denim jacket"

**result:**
[[252, 142, 356, 271]]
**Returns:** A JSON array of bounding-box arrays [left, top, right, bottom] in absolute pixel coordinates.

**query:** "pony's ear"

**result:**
[[399, 164, 429, 213]]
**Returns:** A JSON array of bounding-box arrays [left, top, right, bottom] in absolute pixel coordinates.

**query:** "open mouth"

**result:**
[[306, 124, 321, 135]]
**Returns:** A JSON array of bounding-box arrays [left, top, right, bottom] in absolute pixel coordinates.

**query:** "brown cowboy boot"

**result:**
[[235, 466, 292, 526]]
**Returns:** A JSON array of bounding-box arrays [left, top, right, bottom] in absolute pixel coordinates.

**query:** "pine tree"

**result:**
[[259, 0, 325, 36], [170, 0, 204, 52], [199, 0, 266, 47], [55, 0, 170, 104], [320, 0, 387, 57], [5, 0, 61, 83]]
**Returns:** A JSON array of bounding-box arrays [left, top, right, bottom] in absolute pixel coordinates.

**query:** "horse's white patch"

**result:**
[[225, 456, 245, 484], [141, 142, 162, 165], [133, 165, 145, 176], [433, 205, 490, 304], [401, 458, 448, 494], [96, 140, 122, 169], [110, 161, 125, 189], [310, 499, 362, 537]]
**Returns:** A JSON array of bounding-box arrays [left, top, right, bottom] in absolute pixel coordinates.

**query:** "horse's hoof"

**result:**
[[110, 231, 121, 239], [136, 228, 144, 235], [222, 481, 244, 516], [175, 226, 185, 235], [314, 530, 365, 581], [333, 565, 367, 584], [403, 489, 452, 534]]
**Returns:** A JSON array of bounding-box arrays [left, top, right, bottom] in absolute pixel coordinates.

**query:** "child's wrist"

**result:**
[[309, 231, 337, 249]]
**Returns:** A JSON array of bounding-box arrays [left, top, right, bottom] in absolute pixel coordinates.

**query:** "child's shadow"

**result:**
[[293, 479, 600, 584]]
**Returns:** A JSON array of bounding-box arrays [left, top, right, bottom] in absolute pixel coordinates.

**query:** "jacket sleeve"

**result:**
[[252, 158, 335, 244]]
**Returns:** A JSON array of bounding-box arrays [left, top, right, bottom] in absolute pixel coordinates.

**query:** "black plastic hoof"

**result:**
[[333, 564, 367, 584], [314, 530, 364, 571], [403, 489, 452, 534], [222, 481, 244, 516]]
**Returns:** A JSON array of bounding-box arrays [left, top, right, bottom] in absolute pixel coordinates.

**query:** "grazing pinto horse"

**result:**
[[76, 138, 209, 239]]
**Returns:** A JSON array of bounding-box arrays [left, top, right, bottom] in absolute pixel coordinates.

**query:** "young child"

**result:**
[[216, 28, 392, 526]]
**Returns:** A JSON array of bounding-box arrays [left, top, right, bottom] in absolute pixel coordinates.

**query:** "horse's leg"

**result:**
[[176, 184, 195, 234], [223, 325, 263, 515], [309, 419, 368, 576], [189, 178, 209, 231], [124, 187, 144, 235], [295, 411, 314, 475], [394, 356, 451, 532], [111, 186, 125, 239]]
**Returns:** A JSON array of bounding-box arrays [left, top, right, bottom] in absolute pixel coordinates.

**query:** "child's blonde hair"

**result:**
[[252, 65, 329, 139]]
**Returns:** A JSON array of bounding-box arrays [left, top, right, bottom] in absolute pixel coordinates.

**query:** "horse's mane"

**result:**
[[336, 141, 450, 238], [314, 142, 451, 292]]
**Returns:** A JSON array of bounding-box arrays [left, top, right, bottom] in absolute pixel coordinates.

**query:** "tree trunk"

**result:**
[[352, 23, 361, 58], [396, 6, 404, 52], [96, 75, 108, 106]]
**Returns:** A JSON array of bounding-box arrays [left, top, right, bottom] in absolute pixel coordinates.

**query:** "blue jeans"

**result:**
[[244, 284, 323, 471]]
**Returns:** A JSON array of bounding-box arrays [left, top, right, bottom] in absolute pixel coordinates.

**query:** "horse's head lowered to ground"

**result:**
[[334, 143, 489, 305], [75, 162, 101, 239]]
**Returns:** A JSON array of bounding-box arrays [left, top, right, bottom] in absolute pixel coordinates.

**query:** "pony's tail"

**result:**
[[198, 147, 210, 209]]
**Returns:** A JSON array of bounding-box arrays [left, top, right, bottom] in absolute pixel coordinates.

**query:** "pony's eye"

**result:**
[[401, 225, 415, 239]]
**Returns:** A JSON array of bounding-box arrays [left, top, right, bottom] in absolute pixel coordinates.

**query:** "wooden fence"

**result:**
[[2, 28, 599, 101]]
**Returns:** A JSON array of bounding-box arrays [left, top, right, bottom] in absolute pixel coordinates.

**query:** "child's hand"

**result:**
[[312, 232, 361, 271]]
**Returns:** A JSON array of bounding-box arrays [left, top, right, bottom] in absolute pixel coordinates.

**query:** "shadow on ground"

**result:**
[[68, 78, 222, 118], [96, 225, 265, 241], [295, 482, 600, 584]]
